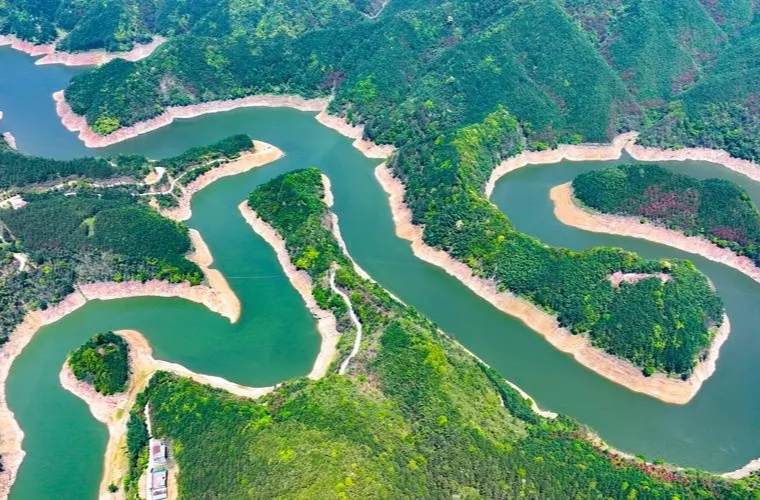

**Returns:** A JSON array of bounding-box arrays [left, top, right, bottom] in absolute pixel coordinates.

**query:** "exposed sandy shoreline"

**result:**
[[53, 91, 397, 159], [0, 34, 163, 66], [551, 183, 760, 287], [485, 131, 760, 197], [2, 132, 17, 150], [60, 329, 273, 499], [375, 163, 735, 405], [159, 141, 284, 222], [0, 230, 239, 498], [55, 91, 328, 149], [484, 133, 637, 198], [238, 201, 340, 380], [314, 111, 396, 159]]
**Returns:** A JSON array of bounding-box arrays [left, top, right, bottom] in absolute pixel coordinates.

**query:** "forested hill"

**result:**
[[393, 108, 723, 378], [573, 165, 760, 265], [129, 169, 756, 499], [59, 0, 760, 160]]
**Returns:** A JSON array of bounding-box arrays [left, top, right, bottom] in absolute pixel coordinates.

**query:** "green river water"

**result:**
[[2, 46, 760, 499]]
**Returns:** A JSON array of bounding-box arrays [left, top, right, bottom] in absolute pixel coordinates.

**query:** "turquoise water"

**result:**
[[2, 46, 760, 499]]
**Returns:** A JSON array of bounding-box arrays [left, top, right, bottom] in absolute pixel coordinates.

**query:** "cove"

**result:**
[[2, 47, 760, 498]]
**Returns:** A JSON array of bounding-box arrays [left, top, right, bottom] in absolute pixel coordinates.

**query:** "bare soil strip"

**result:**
[[0, 35, 164, 67]]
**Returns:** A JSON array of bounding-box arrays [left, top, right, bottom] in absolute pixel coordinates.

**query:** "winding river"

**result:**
[[2, 46, 760, 499]]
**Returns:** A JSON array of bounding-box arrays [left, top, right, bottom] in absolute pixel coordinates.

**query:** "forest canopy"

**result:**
[[58, 1, 760, 161], [393, 109, 724, 378], [573, 164, 760, 265], [68, 331, 130, 395]]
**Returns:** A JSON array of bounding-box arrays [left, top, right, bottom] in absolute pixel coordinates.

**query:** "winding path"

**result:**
[[333, 268, 363, 375]]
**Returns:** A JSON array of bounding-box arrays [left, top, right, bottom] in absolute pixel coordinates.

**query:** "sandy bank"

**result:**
[[239, 201, 339, 380], [60, 328, 273, 499], [626, 138, 760, 184], [551, 183, 760, 287], [484, 133, 637, 198], [375, 163, 731, 405], [314, 111, 396, 159], [53, 91, 396, 160], [0, 34, 163, 67], [55, 91, 328, 149], [2, 132, 17, 150], [0, 230, 238, 498], [486, 131, 760, 198], [160, 141, 284, 222]]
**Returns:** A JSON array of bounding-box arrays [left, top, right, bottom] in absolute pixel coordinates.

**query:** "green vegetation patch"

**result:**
[[0, 137, 147, 189], [68, 331, 130, 395], [574, 164, 760, 265]]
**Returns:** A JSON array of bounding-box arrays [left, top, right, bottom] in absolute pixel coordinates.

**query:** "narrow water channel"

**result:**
[[2, 46, 759, 499]]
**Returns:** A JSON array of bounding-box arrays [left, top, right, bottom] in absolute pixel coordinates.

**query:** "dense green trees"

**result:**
[[0, 136, 147, 188], [133, 169, 756, 498], [68, 331, 130, 395], [1, 0, 363, 51], [59, 0, 760, 159], [574, 165, 760, 264], [0, 137, 254, 345], [156, 134, 252, 175]]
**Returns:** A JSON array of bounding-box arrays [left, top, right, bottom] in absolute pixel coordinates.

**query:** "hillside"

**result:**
[[0, 136, 254, 345], [129, 169, 755, 498], [59, 0, 760, 159]]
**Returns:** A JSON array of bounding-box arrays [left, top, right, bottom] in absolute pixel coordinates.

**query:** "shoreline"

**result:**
[[238, 201, 340, 380], [375, 163, 734, 405], [2, 132, 17, 150], [55, 91, 328, 149], [0, 230, 239, 498], [0, 34, 164, 67], [60, 328, 273, 499], [485, 131, 760, 198], [551, 182, 760, 287], [53, 91, 397, 159], [159, 141, 285, 222]]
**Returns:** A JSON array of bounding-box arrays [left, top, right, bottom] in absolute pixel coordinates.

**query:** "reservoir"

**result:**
[[2, 46, 760, 498]]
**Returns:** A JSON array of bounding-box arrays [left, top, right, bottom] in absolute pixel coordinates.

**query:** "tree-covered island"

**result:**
[[68, 331, 130, 395]]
